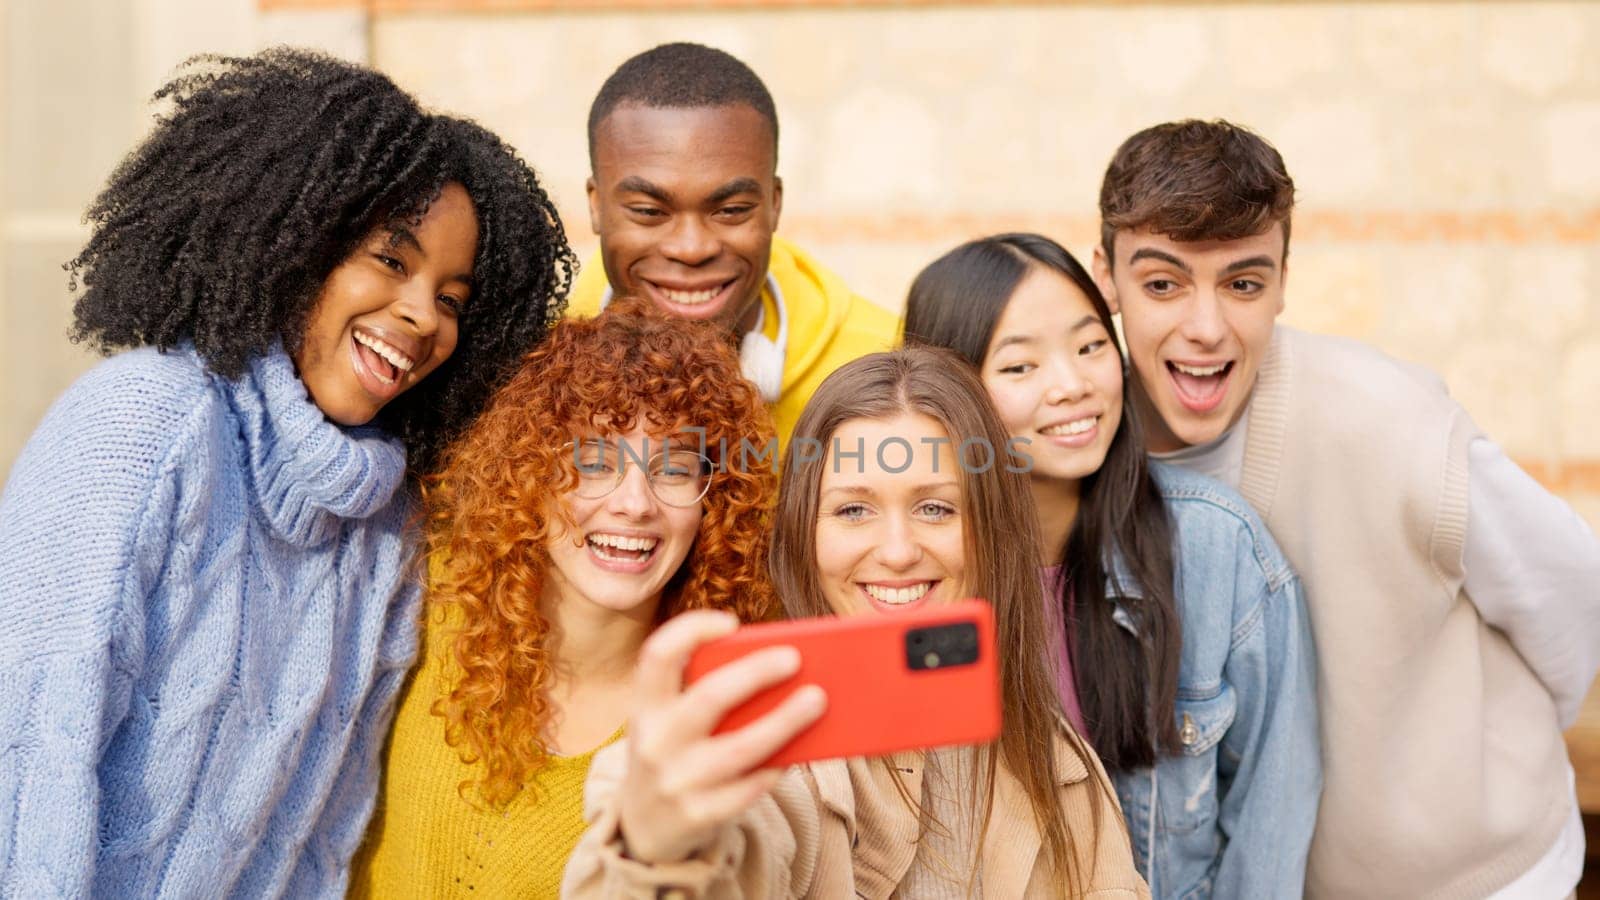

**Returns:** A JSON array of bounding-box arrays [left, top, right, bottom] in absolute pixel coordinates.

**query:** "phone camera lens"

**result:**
[[905, 622, 980, 671]]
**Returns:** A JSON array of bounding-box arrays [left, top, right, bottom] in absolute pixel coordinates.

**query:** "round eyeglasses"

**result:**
[[565, 439, 714, 508]]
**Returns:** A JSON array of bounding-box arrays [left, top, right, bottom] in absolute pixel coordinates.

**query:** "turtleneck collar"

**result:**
[[223, 345, 408, 547]]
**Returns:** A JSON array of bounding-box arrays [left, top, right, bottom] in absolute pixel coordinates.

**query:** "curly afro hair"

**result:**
[[423, 297, 778, 807], [66, 47, 576, 472]]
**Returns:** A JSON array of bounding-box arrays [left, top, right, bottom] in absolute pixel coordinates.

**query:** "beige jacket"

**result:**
[[560, 730, 1149, 899]]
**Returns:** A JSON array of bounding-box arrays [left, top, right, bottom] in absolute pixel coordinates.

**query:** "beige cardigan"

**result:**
[[1243, 327, 1571, 898], [560, 729, 1149, 899]]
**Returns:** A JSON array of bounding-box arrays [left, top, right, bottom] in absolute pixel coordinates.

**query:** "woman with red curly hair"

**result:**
[[351, 298, 777, 899]]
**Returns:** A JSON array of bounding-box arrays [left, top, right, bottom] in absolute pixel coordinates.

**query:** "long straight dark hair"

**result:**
[[903, 232, 1181, 770]]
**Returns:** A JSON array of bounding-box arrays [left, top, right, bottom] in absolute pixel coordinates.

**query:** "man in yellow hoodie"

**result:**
[[573, 42, 900, 447]]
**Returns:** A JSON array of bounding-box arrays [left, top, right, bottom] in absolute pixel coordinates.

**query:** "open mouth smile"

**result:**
[[1166, 360, 1235, 413], [1039, 414, 1102, 447], [642, 278, 739, 318], [350, 327, 421, 402], [858, 580, 939, 614], [586, 531, 661, 573]]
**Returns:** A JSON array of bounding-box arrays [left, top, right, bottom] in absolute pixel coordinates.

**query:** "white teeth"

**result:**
[[354, 332, 416, 373], [1040, 417, 1098, 437], [861, 583, 931, 605], [587, 533, 659, 553], [658, 287, 720, 306], [1172, 362, 1227, 377]]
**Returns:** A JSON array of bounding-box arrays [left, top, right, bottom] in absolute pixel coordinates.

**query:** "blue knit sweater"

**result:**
[[0, 346, 423, 898]]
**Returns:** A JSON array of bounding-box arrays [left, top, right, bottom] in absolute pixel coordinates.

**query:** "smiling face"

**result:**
[[813, 413, 967, 617], [981, 266, 1123, 491], [293, 181, 478, 426], [1094, 225, 1286, 452], [543, 423, 705, 623], [586, 103, 781, 333]]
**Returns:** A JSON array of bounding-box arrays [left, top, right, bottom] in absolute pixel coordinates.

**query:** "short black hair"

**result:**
[[586, 42, 779, 168], [67, 47, 576, 473]]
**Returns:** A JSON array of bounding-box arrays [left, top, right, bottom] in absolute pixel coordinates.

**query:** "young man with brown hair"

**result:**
[[569, 43, 899, 447], [1094, 119, 1599, 898]]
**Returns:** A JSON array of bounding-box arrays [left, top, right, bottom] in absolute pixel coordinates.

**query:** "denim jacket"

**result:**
[[1105, 463, 1321, 900]]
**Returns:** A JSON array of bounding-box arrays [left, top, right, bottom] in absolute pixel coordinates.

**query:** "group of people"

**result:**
[[0, 38, 1595, 900]]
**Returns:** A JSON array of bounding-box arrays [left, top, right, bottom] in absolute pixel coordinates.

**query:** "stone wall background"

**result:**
[[5, 2, 1598, 531]]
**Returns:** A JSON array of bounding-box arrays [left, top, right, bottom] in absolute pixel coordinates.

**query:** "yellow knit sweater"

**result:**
[[350, 611, 622, 899]]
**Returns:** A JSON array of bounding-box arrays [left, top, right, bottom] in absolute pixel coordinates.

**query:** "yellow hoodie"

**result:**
[[566, 235, 902, 447]]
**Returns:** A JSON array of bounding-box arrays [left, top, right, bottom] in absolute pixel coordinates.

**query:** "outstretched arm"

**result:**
[[562, 610, 828, 899]]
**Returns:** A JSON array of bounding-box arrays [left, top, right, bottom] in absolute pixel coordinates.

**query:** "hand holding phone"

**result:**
[[617, 610, 827, 865], [685, 599, 1001, 767]]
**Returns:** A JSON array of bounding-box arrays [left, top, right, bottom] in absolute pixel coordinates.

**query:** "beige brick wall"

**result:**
[[369, 2, 1600, 526]]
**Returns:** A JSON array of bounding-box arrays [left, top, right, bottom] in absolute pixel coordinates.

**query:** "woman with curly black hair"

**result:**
[[0, 48, 574, 897]]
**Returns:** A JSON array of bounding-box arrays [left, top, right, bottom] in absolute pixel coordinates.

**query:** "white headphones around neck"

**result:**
[[739, 327, 784, 404]]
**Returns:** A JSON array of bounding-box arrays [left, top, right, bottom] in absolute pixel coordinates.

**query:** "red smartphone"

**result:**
[[683, 599, 1001, 767]]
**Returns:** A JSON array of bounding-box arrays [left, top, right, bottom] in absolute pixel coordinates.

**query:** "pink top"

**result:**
[[1039, 565, 1089, 740]]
